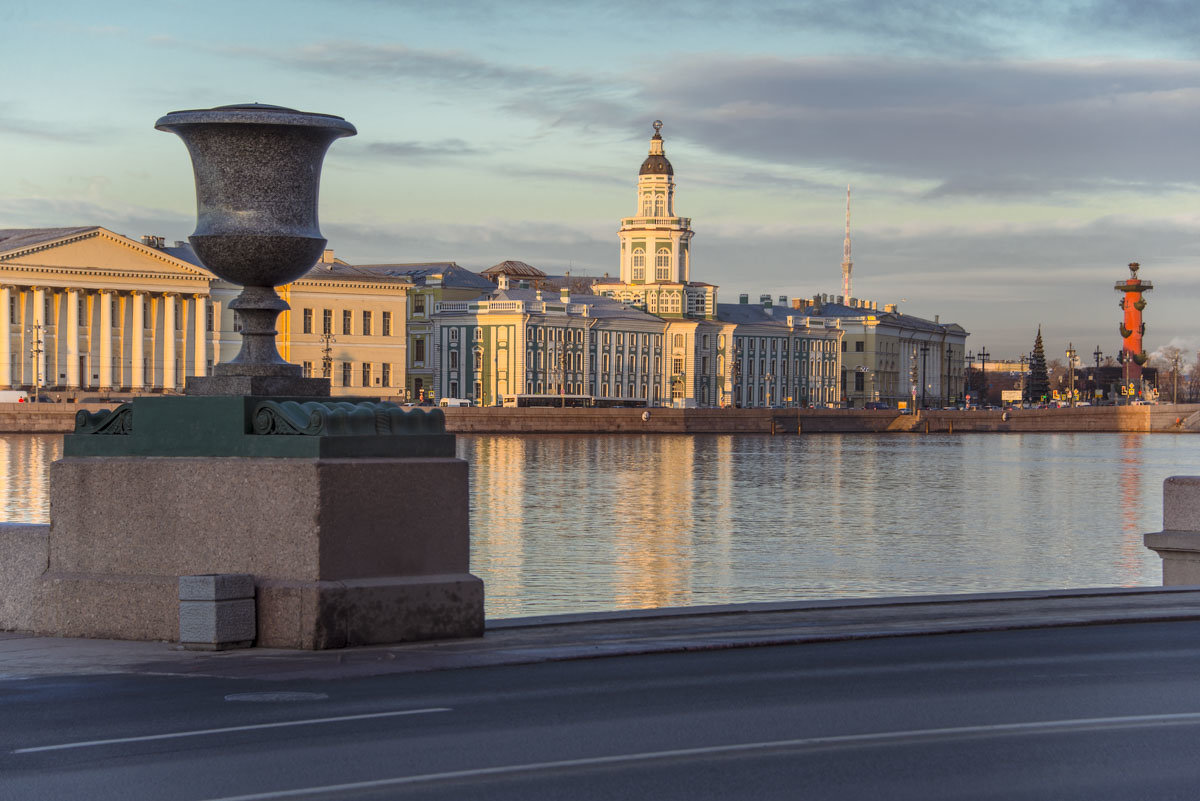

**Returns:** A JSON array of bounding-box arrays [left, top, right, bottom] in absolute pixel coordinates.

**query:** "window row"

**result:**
[[302, 308, 393, 337], [301, 360, 394, 387]]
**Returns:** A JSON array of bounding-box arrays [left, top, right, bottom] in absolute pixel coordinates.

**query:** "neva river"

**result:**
[[4, 433, 1197, 619]]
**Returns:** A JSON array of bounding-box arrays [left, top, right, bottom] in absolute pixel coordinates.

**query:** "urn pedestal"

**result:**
[[30, 104, 485, 648]]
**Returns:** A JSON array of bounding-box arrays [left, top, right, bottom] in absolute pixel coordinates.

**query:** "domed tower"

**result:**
[[618, 121, 694, 285]]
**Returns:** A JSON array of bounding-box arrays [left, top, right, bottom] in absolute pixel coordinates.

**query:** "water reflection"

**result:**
[[5, 432, 1198, 619]]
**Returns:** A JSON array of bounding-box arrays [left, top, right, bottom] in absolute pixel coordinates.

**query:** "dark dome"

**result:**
[[640, 152, 673, 176]]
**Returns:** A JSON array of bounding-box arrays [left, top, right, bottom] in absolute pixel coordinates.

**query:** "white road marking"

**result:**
[[195, 711, 1200, 800], [12, 707, 451, 754]]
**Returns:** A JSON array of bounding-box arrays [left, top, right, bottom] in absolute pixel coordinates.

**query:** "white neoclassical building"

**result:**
[[0, 227, 417, 399], [0, 227, 217, 394]]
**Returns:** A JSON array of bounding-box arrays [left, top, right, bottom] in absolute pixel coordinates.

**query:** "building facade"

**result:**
[[432, 124, 844, 408], [0, 227, 216, 395]]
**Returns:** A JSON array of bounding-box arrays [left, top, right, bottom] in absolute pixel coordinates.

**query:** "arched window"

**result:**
[[641, 195, 652, 215], [655, 248, 671, 280], [654, 195, 664, 216], [632, 250, 645, 281]]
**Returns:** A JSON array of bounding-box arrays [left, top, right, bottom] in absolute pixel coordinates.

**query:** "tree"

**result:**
[[1026, 327, 1050, 404], [1148, 346, 1185, 403]]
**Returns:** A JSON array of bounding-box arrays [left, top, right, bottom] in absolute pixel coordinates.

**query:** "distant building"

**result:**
[[786, 296, 968, 408], [433, 123, 844, 408]]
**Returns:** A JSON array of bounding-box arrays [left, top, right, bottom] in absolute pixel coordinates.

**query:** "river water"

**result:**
[[3, 433, 1196, 619]]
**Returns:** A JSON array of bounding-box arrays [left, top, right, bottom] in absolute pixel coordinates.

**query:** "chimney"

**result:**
[[560, 286, 570, 303], [778, 295, 787, 305], [934, 315, 940, 324], [791, 298, 802, 310], [762, 294, 773, 308], [884, 303, 897, 313], [321, 248, 335, 263], [141, 234, 164, 248], [497, 273, 510, 290], [739, 293, 749, 304]]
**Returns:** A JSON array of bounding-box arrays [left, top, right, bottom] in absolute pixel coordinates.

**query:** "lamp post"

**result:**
[[1018, 354, 1027, 406], [1173, 351, 1181, 404], [965, 350, 975, 406], [319, 331, 335, 380], [1065, 343, 1077, 407], [27, 323, 43, 403], [945, 344, 954, 407], [978, 346, 990, 407], [919, 343, 929, 409]]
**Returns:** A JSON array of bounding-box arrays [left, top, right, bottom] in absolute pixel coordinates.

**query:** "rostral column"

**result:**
[[1114, 261, 1152, 382]]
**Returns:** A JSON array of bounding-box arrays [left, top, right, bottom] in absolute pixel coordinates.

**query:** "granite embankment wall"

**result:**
[[4, 402, 1200, 435]]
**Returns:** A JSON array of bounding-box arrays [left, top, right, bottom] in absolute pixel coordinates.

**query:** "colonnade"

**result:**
[[0, 285, 215, 392]]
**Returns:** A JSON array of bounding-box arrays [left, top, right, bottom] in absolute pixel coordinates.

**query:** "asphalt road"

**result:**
[[3, 621, 1200, 800]]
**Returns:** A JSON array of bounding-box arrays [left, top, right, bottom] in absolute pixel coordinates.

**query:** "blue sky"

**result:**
[[3, 0, 1199, 359]]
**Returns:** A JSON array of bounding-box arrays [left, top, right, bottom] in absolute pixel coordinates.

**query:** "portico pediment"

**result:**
[[0, 227, 214, 294]]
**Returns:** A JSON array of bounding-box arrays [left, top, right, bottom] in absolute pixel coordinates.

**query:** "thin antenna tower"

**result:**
[[841, 184, 853, 300]]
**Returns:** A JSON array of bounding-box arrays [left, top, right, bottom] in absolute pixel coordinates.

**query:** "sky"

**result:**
[[3, 0, 1199, 359]]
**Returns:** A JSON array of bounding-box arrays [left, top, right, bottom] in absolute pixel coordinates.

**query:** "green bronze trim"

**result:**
[[74, 404, 133, 435], [251, 400, 446, 436]]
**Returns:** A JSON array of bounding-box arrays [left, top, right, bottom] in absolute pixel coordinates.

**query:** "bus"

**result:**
[[590, 396, 648, 409], [502, 394, 592, 408]]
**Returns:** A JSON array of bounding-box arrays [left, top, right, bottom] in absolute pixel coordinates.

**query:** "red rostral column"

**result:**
[[1114, 261, 1152, 383]]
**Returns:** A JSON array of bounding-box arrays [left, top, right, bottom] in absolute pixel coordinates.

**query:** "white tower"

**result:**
[[618, 121, 694, 285], [841, 184, 853, 301]]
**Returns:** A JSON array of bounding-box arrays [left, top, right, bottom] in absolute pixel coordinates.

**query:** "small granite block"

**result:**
[[179, 573, 255, 602], [180, 598, 256, 649]]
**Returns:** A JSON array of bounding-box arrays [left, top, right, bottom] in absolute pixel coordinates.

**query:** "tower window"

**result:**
[[654, 195, 664, 216], [632, 250, 645, 282], [655, 248, 671, 280]]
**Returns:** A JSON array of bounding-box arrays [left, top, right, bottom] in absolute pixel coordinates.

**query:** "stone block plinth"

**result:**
[[1144, 477, 1200, 585], [36, 456, 483, 648], [179, 574, 256, 650]]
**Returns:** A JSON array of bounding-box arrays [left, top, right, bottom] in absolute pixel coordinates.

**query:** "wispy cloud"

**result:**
[[364, 138, 484, 161]]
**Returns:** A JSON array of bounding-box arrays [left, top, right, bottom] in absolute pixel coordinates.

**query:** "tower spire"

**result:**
[[841, 184, 853, 300]]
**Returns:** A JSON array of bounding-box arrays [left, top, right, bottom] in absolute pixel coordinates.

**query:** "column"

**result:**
[[66, 289, 80, 388], [193, 294, 207, 378], [131, 291, 145, 390], [31, 287, 45, 391], [163, 294, 176, 391], [99, 290, 113, 390], [0, 286, 10, 388]]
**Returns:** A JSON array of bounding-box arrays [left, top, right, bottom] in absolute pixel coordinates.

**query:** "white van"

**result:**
[[439, 398, 473, 407], [0, 390, 29, 403]]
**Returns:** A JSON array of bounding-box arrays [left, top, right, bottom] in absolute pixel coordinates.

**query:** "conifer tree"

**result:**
[[1026, 326, 1050, 403]]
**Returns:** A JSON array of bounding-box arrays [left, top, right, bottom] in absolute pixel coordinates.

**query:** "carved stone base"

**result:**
[[36, 455, 483, 648]]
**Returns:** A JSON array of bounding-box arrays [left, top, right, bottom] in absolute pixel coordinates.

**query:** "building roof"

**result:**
[[315, 262, 493, 290], [0, 227, 98, 253], [481, 260, 546, 279]]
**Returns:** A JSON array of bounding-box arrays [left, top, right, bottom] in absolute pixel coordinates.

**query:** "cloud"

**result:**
[[627, 57, 1200, 193], [0, 113, 103, 144], [364, 138, 484, 161]]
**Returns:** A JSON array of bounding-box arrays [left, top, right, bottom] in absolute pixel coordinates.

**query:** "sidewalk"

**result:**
[[4, 586, 1200, 682]]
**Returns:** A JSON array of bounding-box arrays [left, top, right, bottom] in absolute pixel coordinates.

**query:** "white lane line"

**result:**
[[195, 711, 1200, 801], [12, 707, 451, 754]]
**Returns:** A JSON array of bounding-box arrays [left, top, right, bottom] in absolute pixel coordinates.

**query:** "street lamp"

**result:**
[[319, 330, 336, 380], [978, 346, 990, 407], [945, 344, 954, 407], [919, 343, 929, 409], [1066, 343, 1077, 407], [27, 323, 44, 403]]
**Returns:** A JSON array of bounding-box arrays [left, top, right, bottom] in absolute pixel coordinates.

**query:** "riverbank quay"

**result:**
[[4, 401, 1199, 435], [3, 586, 1200, 681]]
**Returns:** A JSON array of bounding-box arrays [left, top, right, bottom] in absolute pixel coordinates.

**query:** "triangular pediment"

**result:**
[[0, 227, 215, 292]]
